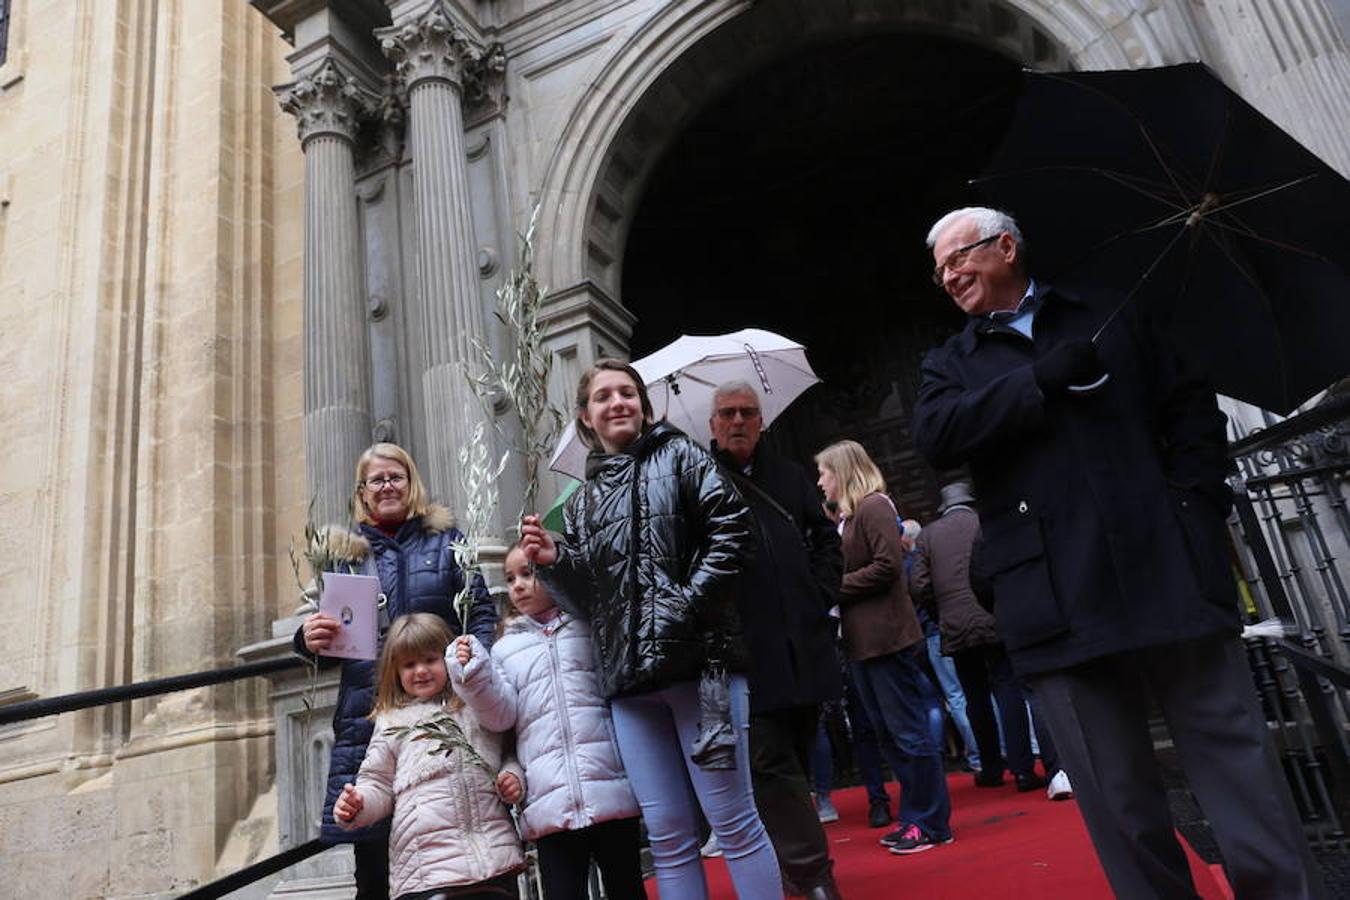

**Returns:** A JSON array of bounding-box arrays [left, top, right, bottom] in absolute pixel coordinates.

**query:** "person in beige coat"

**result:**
[[335, 614, 525, 900]]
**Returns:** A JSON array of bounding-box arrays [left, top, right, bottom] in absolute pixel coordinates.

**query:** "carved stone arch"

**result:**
[[534, 0, 1183, 308]]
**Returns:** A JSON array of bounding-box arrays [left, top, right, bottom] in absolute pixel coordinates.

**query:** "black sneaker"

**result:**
[[868, 799, 892, 829], [973, 770, 1005, 788], [1015, 772, 1049, 792], [879, 826, 908, 847], [886, 823, 953, 855]]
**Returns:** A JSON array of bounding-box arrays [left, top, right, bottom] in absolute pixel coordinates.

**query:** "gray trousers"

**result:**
[[1028, 635, 1324, 900]]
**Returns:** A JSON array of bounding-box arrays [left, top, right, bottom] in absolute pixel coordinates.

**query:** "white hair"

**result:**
[[900, 518, 922, 541], [926, 206, 1023, 250], [711, 380, 761, 416]]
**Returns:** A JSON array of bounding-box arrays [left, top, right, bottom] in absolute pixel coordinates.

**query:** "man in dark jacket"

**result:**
[[912, 207, 1320, 899], [711, 381, 845, 900]]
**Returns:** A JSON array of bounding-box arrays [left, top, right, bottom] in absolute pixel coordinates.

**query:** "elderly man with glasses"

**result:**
[[912, 206, 1322, 899], [709, 381, 846, 900]]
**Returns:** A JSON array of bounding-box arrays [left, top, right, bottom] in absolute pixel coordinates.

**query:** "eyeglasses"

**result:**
[[715, 406, 762, 421], [363, 473, 407, 491], [931, 234, 1000, 285]]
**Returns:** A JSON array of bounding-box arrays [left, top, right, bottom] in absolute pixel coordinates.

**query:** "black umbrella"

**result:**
[[973, 62, 1350, 413]]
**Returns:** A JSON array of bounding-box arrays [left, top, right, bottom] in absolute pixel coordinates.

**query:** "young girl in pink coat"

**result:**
[[334, 613, 525, 899]]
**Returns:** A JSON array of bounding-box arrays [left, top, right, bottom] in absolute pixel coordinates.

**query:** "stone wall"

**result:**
[[0, 0, 305, 895]]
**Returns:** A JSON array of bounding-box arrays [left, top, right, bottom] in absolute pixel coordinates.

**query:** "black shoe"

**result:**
[[973, 770, 1005, 788], [802, 873, 844, 900], [868, 799, 892, 828], [1015, 772, 1048, 792]]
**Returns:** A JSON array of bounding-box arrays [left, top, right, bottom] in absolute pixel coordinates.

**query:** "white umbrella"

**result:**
[[548, 327, 820, 479]]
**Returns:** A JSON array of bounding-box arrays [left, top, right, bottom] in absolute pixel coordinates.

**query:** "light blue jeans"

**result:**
[[610, 675, 782, 900], [926, 631, 980, 769]]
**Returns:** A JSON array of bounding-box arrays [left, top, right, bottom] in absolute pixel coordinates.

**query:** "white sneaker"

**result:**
[[700, 833, 722, 857], [1047, 770, 1073, 801]]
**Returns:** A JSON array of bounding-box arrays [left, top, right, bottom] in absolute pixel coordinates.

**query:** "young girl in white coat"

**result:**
[[450, 544, 647, 900], [334, 613, 525, 900]]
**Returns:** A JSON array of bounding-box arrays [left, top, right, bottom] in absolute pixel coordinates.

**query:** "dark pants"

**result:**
[[1024, 686, 1061, 775], [851, 647, 952, 840], [842, 662, 889, 806], [952, 643, 1036, 778], [353, 837, 390, 900], [396, 872, 520, 900], [1029, 636, 1324, 900], [534, 817, 647, 900], [750, 704, 835, 890]]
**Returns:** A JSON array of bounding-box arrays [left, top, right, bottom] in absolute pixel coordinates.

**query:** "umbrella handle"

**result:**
[[1066, 372, 1111, 395]]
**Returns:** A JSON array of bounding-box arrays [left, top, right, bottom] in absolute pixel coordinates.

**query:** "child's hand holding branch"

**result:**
[[496, 771, 524, 804], [454, 635, 474, 667], [334, 782, 363, 825]]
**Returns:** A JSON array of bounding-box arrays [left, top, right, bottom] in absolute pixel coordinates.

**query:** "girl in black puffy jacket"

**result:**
[[522, 359, 782, 899]]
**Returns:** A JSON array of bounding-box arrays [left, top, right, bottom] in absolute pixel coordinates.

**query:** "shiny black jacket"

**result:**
[[543, 422, 754, 698]]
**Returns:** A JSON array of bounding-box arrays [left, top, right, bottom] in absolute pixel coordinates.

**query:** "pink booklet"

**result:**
[[318, 572, 381, 660]]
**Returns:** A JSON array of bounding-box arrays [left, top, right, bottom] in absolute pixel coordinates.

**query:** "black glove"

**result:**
[[1032, 339, 1106, 396]]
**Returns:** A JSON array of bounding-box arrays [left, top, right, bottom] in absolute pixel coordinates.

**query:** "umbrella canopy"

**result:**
[[974, 62, 1350, 413], [541, 479, 580, 532], [548, 327, 820, 479]]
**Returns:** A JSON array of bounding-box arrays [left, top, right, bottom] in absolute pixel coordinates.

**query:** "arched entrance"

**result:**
[[533, 0, 1145, 516], [622, 31, 1021, 517]]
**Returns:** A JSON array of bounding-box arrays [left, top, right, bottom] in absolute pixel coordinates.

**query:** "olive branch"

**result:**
[[450, 420, 508, 637], [384, 710, 495, 775], [452, 203, 567, 633], [463, 203, 566, 521], [287, 495, 357, 712]]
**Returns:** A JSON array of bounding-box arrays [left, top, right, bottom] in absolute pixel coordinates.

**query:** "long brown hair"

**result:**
[[573, 359, 655, 451], [370, 613, 461, 716]]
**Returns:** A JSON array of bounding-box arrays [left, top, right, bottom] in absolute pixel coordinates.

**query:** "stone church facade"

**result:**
[[0, 0, 1346, 895]]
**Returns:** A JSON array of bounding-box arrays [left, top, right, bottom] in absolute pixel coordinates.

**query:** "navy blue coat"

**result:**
[[291, 505, 497, 844], [912, 284, 1239, 676]]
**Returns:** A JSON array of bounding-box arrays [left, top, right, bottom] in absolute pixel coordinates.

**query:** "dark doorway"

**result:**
[[622, 33, 1019, 520]]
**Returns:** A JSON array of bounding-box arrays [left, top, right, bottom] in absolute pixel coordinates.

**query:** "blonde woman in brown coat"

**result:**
[[814, 440, 953, 856]]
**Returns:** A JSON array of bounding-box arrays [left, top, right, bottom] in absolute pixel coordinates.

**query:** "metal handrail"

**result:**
[[0, 656, 307, 726], [177, 838, 329, 900], [1227, 392, 1350, 457]]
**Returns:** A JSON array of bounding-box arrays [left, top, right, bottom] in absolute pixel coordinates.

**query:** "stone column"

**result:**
[[277, 58, 377, 524], [378, 3, 495, 514]]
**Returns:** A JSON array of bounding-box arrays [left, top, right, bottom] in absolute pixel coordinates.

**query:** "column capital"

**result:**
[[377, 2, 492, 92], [275, 57, 379, 146]]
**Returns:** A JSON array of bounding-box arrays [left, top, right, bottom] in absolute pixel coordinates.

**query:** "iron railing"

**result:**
[[0, 656, 331, 897], [1228, 392, 1350, 849]]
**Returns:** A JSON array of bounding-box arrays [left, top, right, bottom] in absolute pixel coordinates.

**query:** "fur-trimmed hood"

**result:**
[[313, 504, 456, 564]]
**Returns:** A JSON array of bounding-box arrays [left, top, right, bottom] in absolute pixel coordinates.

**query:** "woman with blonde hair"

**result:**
[[296, 442, 498, 898], [814, 440, 953, 856]]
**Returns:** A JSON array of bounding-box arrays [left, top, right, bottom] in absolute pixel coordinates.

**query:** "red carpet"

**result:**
[[648, 775, 1232, 897]]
